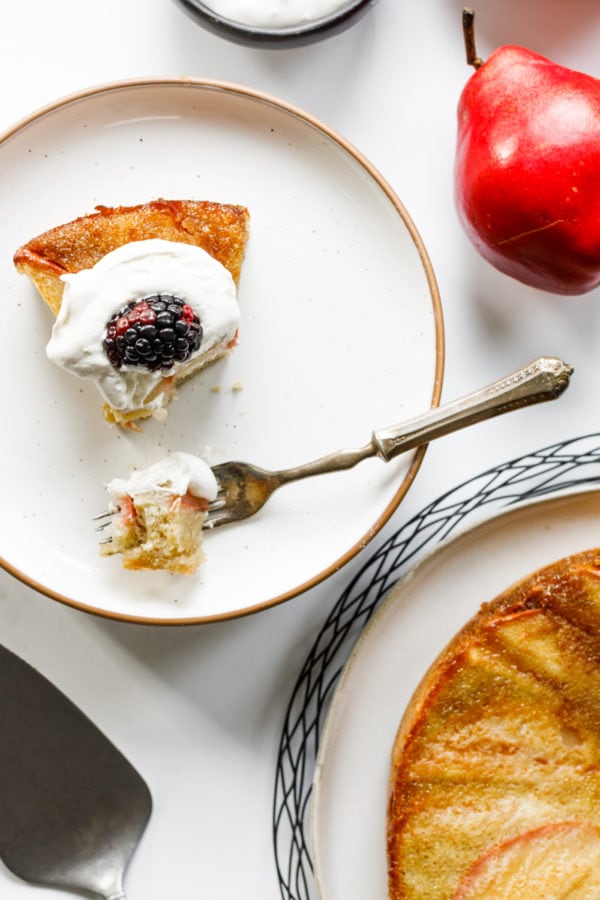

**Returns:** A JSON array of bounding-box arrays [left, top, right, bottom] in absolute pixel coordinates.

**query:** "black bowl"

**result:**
[[173, 0, 379, 48]]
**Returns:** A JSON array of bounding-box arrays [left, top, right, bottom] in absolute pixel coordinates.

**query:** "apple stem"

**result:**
[[462, 7, 483, 69]]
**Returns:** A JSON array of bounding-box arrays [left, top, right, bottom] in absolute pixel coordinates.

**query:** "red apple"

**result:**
[[455, 9, 600, 295]]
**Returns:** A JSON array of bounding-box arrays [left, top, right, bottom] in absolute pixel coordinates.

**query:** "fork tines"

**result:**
[[93, 508, 117, 543], [93, 510, 115, 531]]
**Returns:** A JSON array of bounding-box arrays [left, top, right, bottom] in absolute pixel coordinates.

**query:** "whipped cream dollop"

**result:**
[[107, 451, 218, 502], [47, 239, 239, 413], [204, 0, 350, 27]]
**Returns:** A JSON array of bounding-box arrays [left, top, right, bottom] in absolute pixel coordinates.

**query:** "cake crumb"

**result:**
[[210, 385, 222, 394], [231, 381, 244, 392]]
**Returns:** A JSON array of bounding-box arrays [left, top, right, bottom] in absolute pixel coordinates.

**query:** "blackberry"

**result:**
[[103, 294, 202, 371]]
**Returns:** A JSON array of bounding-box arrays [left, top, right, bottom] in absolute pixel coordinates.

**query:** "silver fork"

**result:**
[[204, 356, 572, 528]]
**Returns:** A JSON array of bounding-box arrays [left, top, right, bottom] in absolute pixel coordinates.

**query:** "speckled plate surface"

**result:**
[[0, 78, 443, 624]]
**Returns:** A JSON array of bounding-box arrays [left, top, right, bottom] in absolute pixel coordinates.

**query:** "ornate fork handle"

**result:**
[[274, 357, 573, 485]]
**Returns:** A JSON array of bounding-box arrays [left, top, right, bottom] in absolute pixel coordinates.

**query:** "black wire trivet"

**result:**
[[273, 432, 600, 899]]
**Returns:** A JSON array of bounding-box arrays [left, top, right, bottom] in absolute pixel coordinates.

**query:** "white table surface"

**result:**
[[1, 1, 600, 897]]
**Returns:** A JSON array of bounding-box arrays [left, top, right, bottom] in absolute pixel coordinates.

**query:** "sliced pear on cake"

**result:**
[[453, 822, 600, 899], [388, 549, 600, 900]]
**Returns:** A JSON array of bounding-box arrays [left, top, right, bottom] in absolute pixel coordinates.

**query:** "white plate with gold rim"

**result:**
[[311, 488, 600, 899], [0, 78, 443, 624]]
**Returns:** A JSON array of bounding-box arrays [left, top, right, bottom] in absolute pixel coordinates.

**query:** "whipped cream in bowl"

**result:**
[[47, 239, 239, 416], [175, 0, 379, 47], [203, 0, 352, 28]]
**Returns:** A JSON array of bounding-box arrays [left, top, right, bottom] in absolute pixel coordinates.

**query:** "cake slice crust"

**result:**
[[14, 198, 249, 315]]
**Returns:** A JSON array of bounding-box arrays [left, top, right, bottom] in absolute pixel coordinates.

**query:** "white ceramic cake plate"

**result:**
[[311, 488, 600, 899], [0, 78, 443, 624]]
